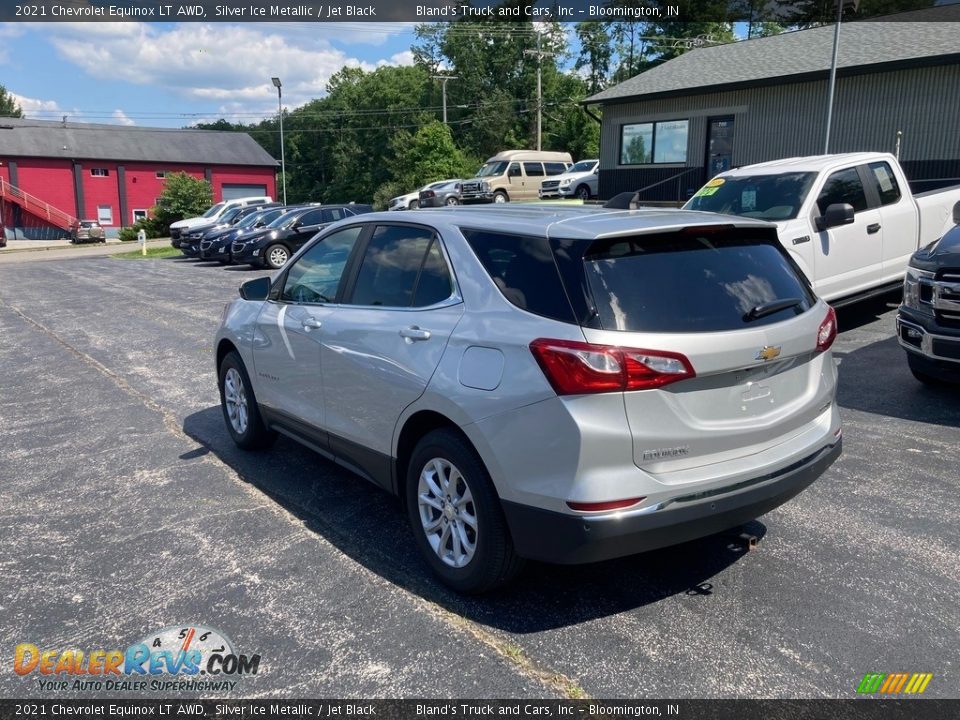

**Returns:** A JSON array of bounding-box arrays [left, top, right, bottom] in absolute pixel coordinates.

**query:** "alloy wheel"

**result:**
[[223, 367, 249, 434], [417, 458, 477, 568]]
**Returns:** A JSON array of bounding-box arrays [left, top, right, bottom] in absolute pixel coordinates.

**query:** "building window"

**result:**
[[156, 171, 167, 179], [90, 168, 110, 177], [132, 209, 148, 224], [97, 205, 113, 225], [620, 120, 689, 165]]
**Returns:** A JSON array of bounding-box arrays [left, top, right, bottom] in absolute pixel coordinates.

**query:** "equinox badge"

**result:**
[[755, 345, 782, 362]]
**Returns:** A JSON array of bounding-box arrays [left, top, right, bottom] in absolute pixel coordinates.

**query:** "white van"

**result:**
[[169, 196, 272, 239], [460, 150, 572, 203]]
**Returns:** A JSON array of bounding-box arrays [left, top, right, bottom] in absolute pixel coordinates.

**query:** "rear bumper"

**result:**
[[502, 439, 841, 564]]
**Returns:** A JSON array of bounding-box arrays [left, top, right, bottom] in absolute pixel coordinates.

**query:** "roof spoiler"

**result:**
[[603, 191, 643, 210]]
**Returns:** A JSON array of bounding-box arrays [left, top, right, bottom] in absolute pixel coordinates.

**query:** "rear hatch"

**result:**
[[550, 224, 836, 478]]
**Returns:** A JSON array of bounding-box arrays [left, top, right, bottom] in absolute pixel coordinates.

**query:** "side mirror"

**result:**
[[239, 276, 270, 301], [952, 200, 960, 226], [816, 203, 855, 231]]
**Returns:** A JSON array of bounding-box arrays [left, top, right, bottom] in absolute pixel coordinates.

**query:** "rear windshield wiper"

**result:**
[[743, 297, 803, 322]]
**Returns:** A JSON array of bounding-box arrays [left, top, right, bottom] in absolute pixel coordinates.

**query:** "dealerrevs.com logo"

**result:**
[[14, 625, 261, 693]]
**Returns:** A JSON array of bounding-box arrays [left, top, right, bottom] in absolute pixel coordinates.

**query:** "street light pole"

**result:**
[[432, 75, 458, 124], [271, 77, 287, 205], [823, 0, 858, 153]]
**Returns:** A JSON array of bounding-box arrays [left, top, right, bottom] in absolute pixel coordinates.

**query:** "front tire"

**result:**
[[265, 243, 290, 269], [408, 200, 419, 210], [406, 429, 524, 593], [218, 351, 276, 450], [493, 191, 509, 204], [575, 184, 591, 201]]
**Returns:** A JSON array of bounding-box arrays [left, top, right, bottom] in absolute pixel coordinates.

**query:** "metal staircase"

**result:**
[[0, 177, 78, 230]]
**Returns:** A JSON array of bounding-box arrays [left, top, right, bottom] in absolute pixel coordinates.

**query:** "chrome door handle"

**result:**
[[301, 317, 323, 331], [400, 326, 431, 342]]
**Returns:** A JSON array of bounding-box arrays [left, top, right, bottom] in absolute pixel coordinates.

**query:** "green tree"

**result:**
[[0, 85, 23, 118], [413, 16, 569, 159], [372, 121, 476, 208], [574, 22, 613, 95], [151, 172, 214, 230]]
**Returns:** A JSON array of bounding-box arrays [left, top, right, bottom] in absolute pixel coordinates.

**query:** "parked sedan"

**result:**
[[177, 206, 250, 257], [215, 206, 841, 593], [389, 179, 461, 211], [232, 204, 373, 269], [71, 220, 105, 244], [200, 206, 287, 263], [418, 180, 462, 208]]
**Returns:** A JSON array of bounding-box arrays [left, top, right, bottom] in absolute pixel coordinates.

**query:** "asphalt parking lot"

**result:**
[[1, 252, 958, 699]]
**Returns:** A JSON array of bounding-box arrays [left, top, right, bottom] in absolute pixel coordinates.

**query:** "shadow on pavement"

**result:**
[[834, 290, 901, 333], [834, 335, 960, 426], [184, 405, 766, 633]]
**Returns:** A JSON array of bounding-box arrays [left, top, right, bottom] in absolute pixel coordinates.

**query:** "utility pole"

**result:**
[[432, 75, 458, 124], [524, 31, 556, 151]]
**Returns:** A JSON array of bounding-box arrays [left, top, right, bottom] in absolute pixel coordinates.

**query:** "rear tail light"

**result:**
[[529, 338, 695, 395], [567, 497, 646, 513], [816, 306, 837, 352], [422, 191, 435, 199]]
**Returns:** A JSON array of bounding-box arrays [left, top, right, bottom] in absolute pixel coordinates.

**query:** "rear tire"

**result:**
[[218, 351, 276, 450], [406, 429, 524, 594], [445, 196, 460, 206]]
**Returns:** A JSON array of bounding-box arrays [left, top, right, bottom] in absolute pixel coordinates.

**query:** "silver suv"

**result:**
[[215, 206, 842, 593]]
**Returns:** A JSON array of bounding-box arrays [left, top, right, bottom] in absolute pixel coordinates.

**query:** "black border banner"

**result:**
[[2, 1, 960, 23], [0, 700, 958, 720]]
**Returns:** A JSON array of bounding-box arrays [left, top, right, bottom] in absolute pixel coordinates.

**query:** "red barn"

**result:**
[[0, 118, 278, 239]]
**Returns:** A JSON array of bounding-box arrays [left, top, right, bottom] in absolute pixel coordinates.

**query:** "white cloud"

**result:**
[[378, 50, 415, 67], [111, 109, 135, 126], [41, 22, 418, 116], [10, 93, 61, 115]]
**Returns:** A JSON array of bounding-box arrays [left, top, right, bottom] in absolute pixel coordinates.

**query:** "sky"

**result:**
[[1, 22, 431, 128]]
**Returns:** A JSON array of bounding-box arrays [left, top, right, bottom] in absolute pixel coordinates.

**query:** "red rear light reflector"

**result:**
[[530, 338, 695, 395], [567, 497, 646, 513], [816, 306, 838, 352]]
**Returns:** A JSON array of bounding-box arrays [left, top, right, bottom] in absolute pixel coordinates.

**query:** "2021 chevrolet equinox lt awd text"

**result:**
[[215, 206, 842, 593]]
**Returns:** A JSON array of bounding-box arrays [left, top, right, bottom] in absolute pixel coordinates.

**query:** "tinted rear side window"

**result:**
[[461, 229, 574, 323], [350, 225, 433, 307], [581, 230, 816, 333]]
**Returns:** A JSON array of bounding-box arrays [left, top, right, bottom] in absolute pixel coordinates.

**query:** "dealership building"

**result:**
[[0, 118, 277, 239], [585, 11, 960, 202]]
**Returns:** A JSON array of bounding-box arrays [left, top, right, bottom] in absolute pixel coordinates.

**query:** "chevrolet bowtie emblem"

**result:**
[[755, 345, 781, 361]]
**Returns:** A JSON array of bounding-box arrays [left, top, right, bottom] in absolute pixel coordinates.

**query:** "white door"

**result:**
[[865, 161, 919, 282], [811, 165, 884, 301]]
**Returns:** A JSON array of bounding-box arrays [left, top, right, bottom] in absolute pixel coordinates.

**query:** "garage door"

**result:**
[[222, 184, 268, 201]]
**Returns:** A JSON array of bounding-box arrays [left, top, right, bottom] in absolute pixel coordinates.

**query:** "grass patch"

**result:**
[[113, 246, 181, 260]]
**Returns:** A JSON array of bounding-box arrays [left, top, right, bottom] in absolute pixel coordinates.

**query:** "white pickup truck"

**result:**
[[683, 153, 960, 305]]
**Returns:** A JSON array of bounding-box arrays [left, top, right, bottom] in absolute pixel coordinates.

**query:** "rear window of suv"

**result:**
[[579, 228, 816, 333]]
